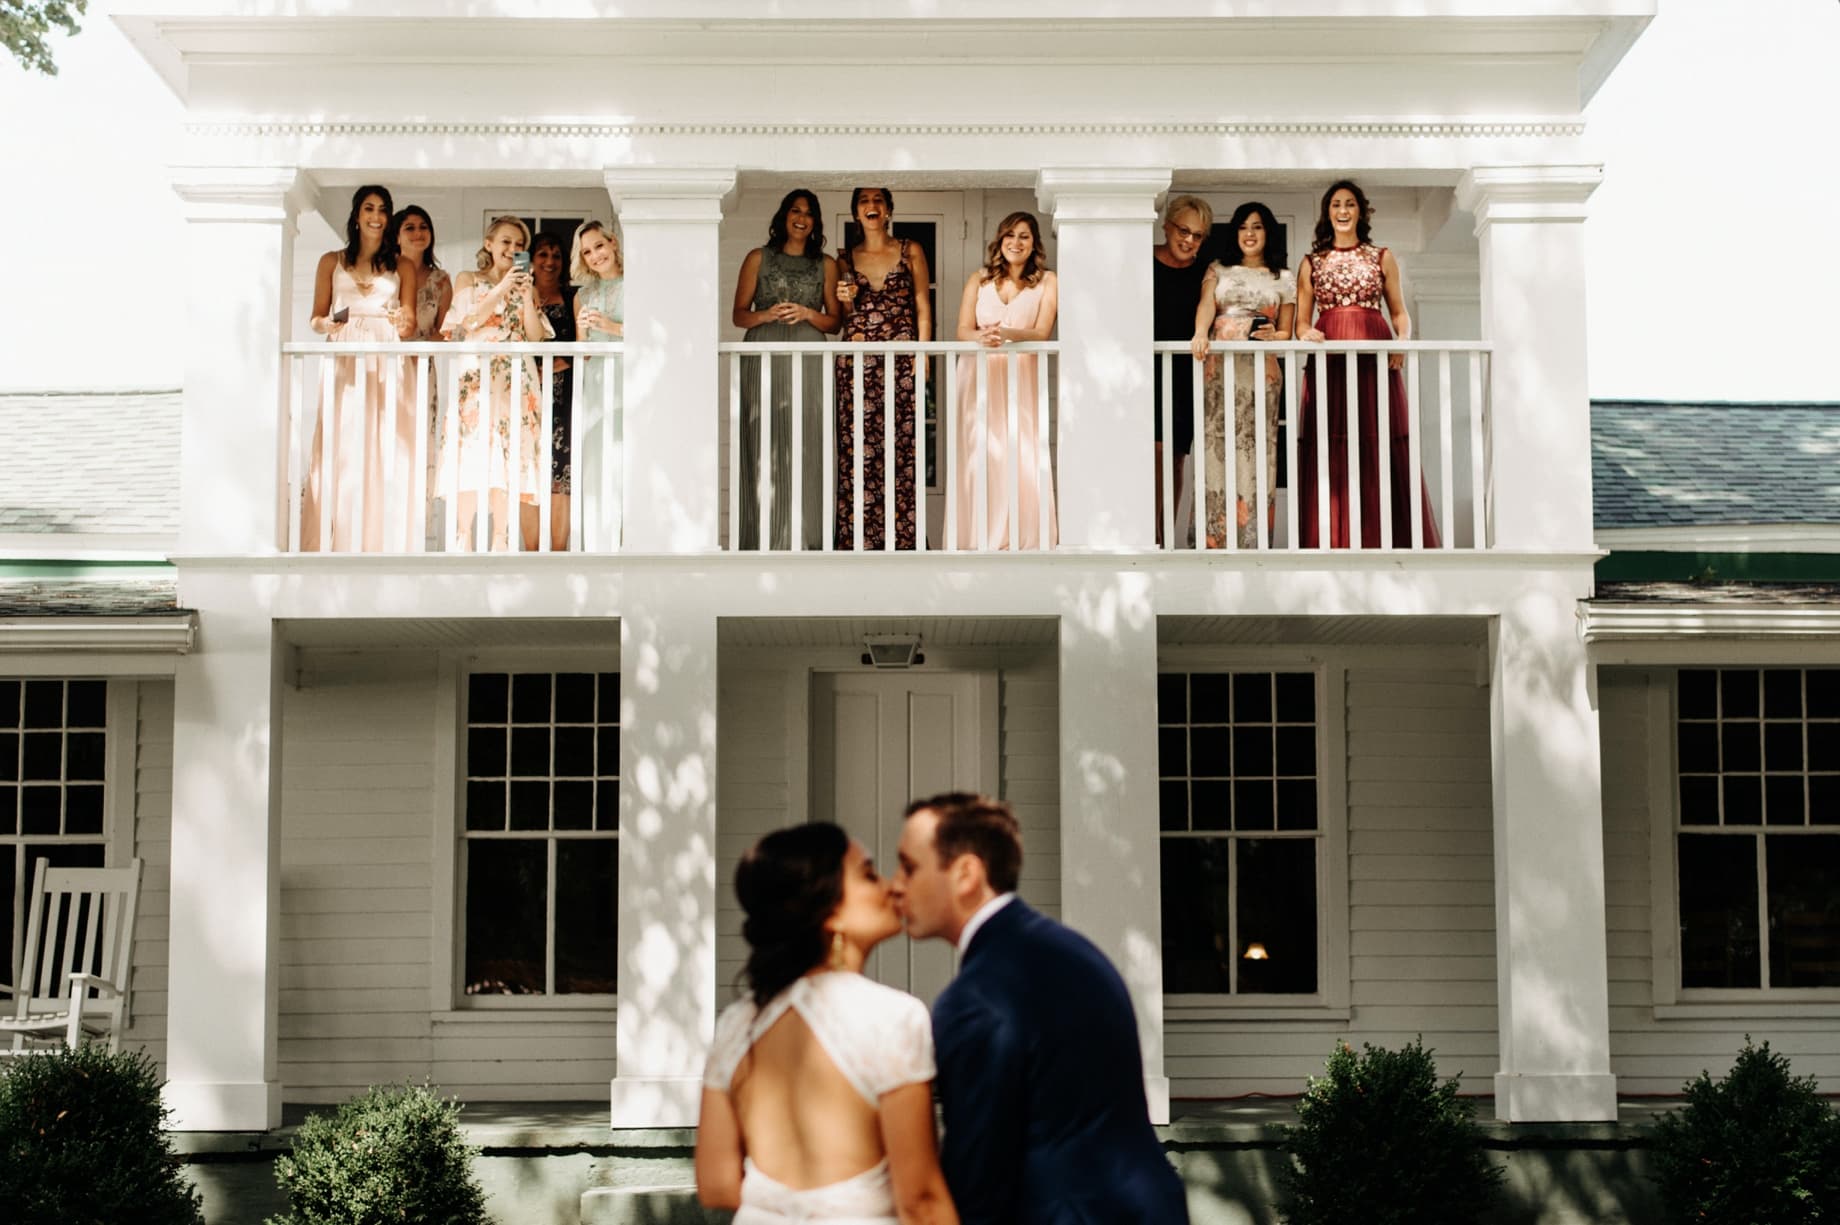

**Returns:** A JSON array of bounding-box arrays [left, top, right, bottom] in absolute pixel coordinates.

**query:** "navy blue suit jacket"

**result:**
[[932, 900, 1189, 1225]]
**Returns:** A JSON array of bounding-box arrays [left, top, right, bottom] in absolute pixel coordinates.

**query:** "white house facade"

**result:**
[[9, 8, 1840, 1208]]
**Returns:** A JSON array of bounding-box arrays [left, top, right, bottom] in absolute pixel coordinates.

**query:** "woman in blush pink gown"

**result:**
[[952, 211, 1059, 551], [1296, 180, 1440, 549]]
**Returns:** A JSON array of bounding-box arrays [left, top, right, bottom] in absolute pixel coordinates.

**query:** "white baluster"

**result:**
[[1344, 344, 1361, 549], [944, 350, 959, 553], [538, 354, 554, 554], [759, 351, 774, 552], [442, 354, 459, 552], [975, 349, 990, 551], [1007, 343, 1022, 552], [1377, 345, 1393, 549], [381, 351, 398, 552], [1438, 350, 1455, 547], [1160, 350, 1176, 549], [507, 355, 524, 553], [790, 349, 805, 552], [1283, 350, 1300, 551], [1036, 347, 1052, 551], [1406, 351, 1424, 551], [317, 357, 335, 553], [286, 355, 304, 553], [852, 353, 865, 551], [914, 350, 928, 553], [883, 345, 896, 551], [728, 349, 742, 551], [603, 347, 620, 552], [1212, 347, 1227, 552], [474, 353, 490, 555], [413, 355, 430, 554], [1312, 350, 1330, 550], [1253, 349, 1269, 551], [568, 353, 584, 553], [822, 353, 836, 552], [1468, 351, 1487, 550]]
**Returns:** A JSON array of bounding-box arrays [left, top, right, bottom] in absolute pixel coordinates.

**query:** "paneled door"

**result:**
[[809, 670, 987, 1005]]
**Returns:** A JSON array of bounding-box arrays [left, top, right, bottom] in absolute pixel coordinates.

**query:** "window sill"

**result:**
[[1165, 999, 1351, 1023], [1655, 999, 1840, 1021], [433, 1005, 617, 1024]]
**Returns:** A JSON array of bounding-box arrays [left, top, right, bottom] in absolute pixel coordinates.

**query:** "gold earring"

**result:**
[[830, 930, 847, 969]]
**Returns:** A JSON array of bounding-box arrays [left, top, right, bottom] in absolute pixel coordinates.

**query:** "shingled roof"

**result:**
[[1592, 400, 1840, 530], [0, 391, 180, 539]]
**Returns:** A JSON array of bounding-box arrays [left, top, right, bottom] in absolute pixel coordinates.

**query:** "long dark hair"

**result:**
[[980, 211, 1048, 288], [1220, 201, 1288, 276], [387, 205, 441, 270], [735, 822, 850, 1007], [1311, 180, 1372, 254], [842, 185, 896, 258], [767, 189, 826, 259], [342, 184, 397, 272]]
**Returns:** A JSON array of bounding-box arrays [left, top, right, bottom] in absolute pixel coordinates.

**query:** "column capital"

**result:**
[[1456, 165, 1603, 232], [170, 165, 306, 226], [603, 166, 737, 224], [1035, 167, 1172, 225]]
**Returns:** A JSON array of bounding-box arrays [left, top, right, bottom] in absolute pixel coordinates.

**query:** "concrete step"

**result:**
[[579, 1185, 731, 1224]]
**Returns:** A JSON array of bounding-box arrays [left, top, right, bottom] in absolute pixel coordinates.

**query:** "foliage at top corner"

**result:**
[[2, 0, 86, 76], [266, 1082, 491, 1225], [1281, 1038, 1503, 1225], [1650, 1038, 1840, 1225]]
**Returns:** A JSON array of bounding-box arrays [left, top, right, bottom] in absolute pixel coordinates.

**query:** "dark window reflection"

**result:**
[[1766, 834, 1840, 989], [555, 841, 618, 994], [1679, 835, 1760, 988], [1237, 839, 1317, 994], [1161, 839, 1233, 994], [465, 839, 546, 994]]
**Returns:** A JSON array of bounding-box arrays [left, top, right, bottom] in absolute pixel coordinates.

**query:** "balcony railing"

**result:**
[[720, 341, 1060, 553], [280, 342, 623, 554], [1154, 341, 1491, 551]]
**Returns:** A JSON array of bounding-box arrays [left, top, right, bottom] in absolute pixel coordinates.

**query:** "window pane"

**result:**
[[1679, 776, 1719, 825], [1724, 776, 1762, 826], [464, 840, 546, 995], [65, 785, 104, 836], [1678, 669, 1717, 719], [1677, 721, 1717, 766], [1765, 776, 1807, 827], [1813, 775, 1839, 825], [21, 786, 59, 835], [1766, 835, 1840, 989], [0, 679, 18, 726], [1237, 839, 1317, 994], [65, 732, 105, 783], [555, 841, 618, 994], [1156, 673, 1187, 723], [0, 845, 13, 983], [1233, 779, 1273, 830], [0, 732, 16, 782], [509, 781, 550, 831], [465, 780, 506, 831], [1160, 838, 1232, 993], [1721, 670, 1760, 718], [597, 727, 620, 778], [1191, 674, 1231, 724], [65, 681, 105, 729], [22, 733, 60, 782], [22, 682, 63, 729], [555, 728, 594, 779], [1190, 781, 1231, 832], [1276, 779, 1319, 831], [1721, 723, 1761, 773], [1809, 722, 1840, 766], [1764, 723, 1803, 774], [1275, 727, 1315, 777], [510, 673, 552, 723], [468, 672, 508, 722], [510, 728, 551, 777], [1158, 780, 1188, 832], [1233, 727, 1273, 778], [1678, 834, 1760, 988], [0, 787, 15, 836], [1275, 673, 1315, 723], [1158, 727, 1186, 777], [1808, 671, 1840, 719], [1764, 670, 1803, 719], [598, 672, 621, 722], [1232, 674, 1272, 723], [596, 781, 618, 832], [1190, 727, 1230, 776], [554, 781, 593, 831], [467, 727, 507, 777], [554, 673, 595, 724]]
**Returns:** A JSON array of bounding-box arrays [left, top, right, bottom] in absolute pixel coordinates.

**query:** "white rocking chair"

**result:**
[[0, 858, 143, 1056]]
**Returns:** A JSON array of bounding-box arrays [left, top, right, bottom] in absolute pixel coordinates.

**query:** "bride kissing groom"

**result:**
[[696, 791, 1189, 1225]]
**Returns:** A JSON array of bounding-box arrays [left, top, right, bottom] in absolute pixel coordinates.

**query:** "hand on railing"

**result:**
[[1298, 325, 1326, 343], [976, 322, 1004, 348], [581, 310, 623, 337]]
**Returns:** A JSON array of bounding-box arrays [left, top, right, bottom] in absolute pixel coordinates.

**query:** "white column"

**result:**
[[1487, 582, 1617, 1122], [603, 168, 736, 553], [1037, 169, 1169, 550], [610, 582, 718, 1127], [171, 167, 304, 555], [1057, 573, 1169, 1122], [1455, 166, 1602, 552]]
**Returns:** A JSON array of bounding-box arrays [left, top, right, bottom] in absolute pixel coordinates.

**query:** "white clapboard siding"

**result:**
[[1599, 670, 1840, 1094], [122, 680, 174, 1066], [277, 650, 615, 1103], [1002, 656, 1062, 919], [1169, 662, 1500, 1097]]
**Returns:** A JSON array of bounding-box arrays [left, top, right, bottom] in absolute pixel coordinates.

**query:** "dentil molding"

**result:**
[[187, 119, 1587, 140]]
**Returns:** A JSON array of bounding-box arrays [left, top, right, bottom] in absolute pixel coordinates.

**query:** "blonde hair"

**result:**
[[474, 214, 532, 273], [1163, 194, 1213, 235], [569, 220, 623, 285]]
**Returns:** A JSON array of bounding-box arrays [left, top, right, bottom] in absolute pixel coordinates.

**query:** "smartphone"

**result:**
[[1248, 314, 1272, 338], [331, 307, 350, 325], [512, 252, 531, 275]]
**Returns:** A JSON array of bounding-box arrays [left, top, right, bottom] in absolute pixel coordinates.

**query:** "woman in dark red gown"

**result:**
[[1296, 180, 1440, 549]]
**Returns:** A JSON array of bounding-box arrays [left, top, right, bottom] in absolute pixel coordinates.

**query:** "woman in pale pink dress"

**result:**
[[952, 212, 1059, 550]]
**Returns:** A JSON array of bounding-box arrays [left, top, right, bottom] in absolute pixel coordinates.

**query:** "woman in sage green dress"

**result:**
[[572, 221, 624, 551], [731, 190, 841, 550]]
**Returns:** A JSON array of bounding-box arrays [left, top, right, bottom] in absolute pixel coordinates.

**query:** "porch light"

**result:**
[[862, 634, 924, 669], [1242, 943, 1270, 961]]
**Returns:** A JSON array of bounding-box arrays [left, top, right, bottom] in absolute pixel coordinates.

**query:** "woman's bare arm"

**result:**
[[1191, 267, 1219, 359], [693, 1088, 744, 1211], [908, 243, 933, 342], [308, 251, 337, 335], [881, 1081, 959, 1225]]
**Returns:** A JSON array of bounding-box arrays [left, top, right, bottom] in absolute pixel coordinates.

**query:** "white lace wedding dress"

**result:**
[[703, 971, 936, 1224]]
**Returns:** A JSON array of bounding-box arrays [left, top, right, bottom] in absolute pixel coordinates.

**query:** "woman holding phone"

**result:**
[[302, 184, 415, 552], [442, 214, 551, 551], [531, 230, 577, 552]]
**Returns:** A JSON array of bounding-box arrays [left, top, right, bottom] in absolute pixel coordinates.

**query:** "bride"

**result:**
[[696, 822, 959, 1224]]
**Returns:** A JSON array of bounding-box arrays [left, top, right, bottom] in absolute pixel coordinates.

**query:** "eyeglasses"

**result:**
[[1166, 223, 1208, 243]]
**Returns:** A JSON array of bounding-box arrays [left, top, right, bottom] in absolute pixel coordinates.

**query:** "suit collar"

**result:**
[[961, 895, 1032, 964]]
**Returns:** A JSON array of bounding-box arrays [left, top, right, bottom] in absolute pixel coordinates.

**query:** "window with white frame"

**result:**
[[1675, 668, 1840, 991], [1159, 670, 1320, 995], [1, 679, 109, 985], [461, 670, 618, 999]]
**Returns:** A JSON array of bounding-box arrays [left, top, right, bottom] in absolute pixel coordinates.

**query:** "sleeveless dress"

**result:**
[[576, 275, 625, 551], [703, 973, 936, 1224], [1203, 264, 1295, 549], [406, 264, 452, 550], [1298, 244, 1441, 549], [835, 241, 919, 551], [740, 246, 828, 552], [302, 259, 412, 552], [441, 276, 552, 547], [539, 292, 576, 496], [954, 278, 1058, 550]]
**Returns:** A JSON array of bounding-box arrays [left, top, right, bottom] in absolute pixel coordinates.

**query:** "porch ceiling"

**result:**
[[718, 616, 1057, 650], [1158, 614, 1488, 647], [278, 617, 620, 650]]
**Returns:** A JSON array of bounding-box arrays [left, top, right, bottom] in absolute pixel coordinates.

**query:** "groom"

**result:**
[[891, 791, 1189, 1225]]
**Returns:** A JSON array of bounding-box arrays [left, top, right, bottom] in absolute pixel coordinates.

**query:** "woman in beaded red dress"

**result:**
[[834, 187, 930, 551], [1295, 181, 1440, 549]]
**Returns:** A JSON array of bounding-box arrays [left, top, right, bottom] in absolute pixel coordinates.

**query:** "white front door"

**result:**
[[810, 669, 986, 1005]]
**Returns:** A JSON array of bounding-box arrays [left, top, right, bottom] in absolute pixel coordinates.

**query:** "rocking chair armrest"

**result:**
[[66, 973, 124, 998], [0, 982, 16, 1000]]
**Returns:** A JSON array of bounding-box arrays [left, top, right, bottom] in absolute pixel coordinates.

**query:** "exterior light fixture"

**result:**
[[862, 634, 924, 669], [1242, 942, 1270, 961]]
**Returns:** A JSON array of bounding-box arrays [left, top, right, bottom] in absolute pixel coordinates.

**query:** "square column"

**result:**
[[163, 583, 284, 1130], [1456, 166, 1602, 553], [610, 582, 718, 1127], [171, 167, 305, 556], [1037, 169, 1170, 550], [603, 168, 737, 553], [1487, 581, 1617, 1122], [1057, 575, 1169, 1122]]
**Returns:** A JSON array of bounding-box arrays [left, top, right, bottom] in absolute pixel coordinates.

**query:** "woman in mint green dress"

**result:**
[[571, 221, 624, 551]]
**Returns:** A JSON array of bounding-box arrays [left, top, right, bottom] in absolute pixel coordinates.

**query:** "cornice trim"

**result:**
[[1456, 164, 1603, 230], [188, 119, 1588, 140], [171, 165, 307, 224], [0, 616, 198, 654], [1579, 603, 1840, 644]]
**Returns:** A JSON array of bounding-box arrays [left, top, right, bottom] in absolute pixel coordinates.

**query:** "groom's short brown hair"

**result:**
[[905, 791, 1022, 894]]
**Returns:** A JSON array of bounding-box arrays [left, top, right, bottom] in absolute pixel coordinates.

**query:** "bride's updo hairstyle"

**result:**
[[734, 821, 851, 1007]]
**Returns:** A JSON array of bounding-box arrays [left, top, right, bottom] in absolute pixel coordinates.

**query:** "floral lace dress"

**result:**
[[835, 241, 919, 551], [441, 277, 551, 525], [1203, 263, 1294, 548]]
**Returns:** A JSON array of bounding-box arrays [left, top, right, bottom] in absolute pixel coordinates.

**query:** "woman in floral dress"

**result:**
[[390, 204, 449, 547], [1190, 202, 1295, 549], [834, 187, 930, 551], [441, 214, 551, 551]]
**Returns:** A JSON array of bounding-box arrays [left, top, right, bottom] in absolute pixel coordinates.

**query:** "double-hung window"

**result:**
[[1674, 667, 1840, 992], [460, 669, 619, 1001]]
